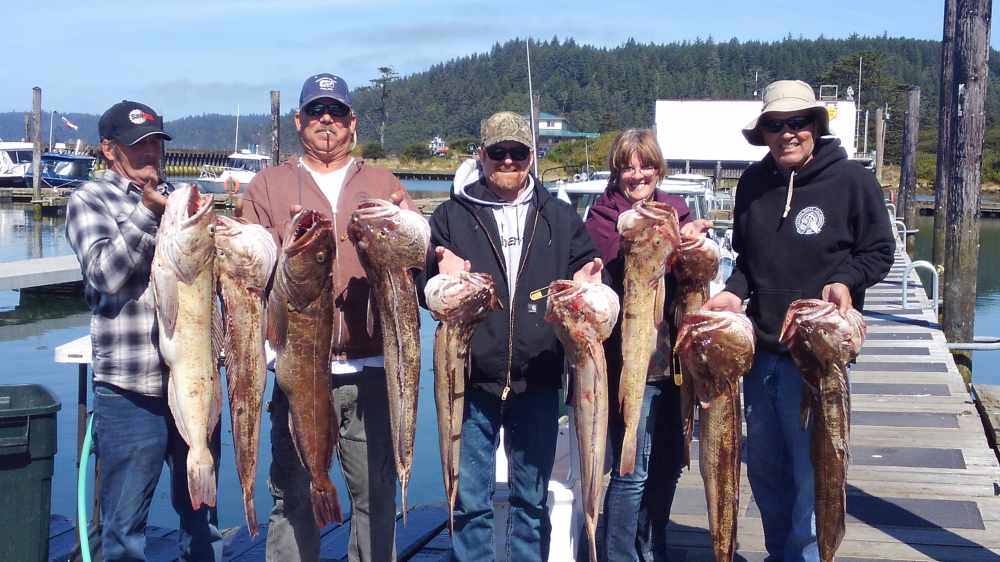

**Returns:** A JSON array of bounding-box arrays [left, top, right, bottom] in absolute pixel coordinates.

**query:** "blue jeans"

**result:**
[[451, 387, 559, 562], [600, 381, 684, 562], [266, 369, 397, 562], [93, 382, 223, 562], [743, 350, 819, 562]]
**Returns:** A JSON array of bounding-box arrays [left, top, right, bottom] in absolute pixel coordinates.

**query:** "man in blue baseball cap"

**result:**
[[242, 73, 413, 562]]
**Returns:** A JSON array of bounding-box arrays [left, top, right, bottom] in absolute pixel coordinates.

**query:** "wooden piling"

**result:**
[[933, 0, 958, 275], [270, 90, 280, 166], [875, 107, 886, 184], [899, 86, 921, 255], [943, 0, 992, 385], [31, 88, 42, 219]]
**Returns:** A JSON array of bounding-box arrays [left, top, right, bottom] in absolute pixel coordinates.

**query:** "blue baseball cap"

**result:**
[[299, 73, 352, 112]]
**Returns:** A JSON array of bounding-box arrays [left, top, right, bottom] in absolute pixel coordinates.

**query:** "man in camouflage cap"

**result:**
[[420, 111, 604, 560]]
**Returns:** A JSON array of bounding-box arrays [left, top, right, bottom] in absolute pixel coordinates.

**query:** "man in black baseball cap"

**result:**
[[66, 100, 224, 561], [98, 100, 173, 217]]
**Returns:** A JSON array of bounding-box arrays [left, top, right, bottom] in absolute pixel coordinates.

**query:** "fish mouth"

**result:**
[[180, 184, 214, 227], [779, 299, 836, 345], [287, 209, 332, 255]]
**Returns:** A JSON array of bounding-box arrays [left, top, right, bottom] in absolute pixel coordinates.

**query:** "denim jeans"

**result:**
[[92, 382, 223, 562], [599, 380, 684, 562], [743, 350, 819, 562], [451, 387, 559, 562], [266, 368, 397, 562]]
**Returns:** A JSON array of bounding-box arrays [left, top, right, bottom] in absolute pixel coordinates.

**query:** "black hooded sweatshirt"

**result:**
[[724, 138, 894, 352]]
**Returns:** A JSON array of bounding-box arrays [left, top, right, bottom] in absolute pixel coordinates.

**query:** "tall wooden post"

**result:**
[[31, 87, 42, 219], [944, 0, 992, 385], [270, 90, 281, 166], [934, 0, 958, 275], [898, 86, 921, 255], [874, 107, 886, 184]]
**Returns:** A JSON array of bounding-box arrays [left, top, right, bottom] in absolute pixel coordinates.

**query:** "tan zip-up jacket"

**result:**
[[241, 158, 414, 359]]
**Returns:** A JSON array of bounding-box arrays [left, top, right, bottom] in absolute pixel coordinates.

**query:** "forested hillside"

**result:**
[[2, 34, 997, 172]]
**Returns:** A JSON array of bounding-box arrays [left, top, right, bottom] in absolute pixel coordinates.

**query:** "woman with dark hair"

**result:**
[[584, 129, 710, 561]]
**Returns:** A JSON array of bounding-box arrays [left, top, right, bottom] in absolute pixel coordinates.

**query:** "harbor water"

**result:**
[[0, 187, 995, 532]]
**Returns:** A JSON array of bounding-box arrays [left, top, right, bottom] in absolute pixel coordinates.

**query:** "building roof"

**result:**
[[539, 130, 600, 139]]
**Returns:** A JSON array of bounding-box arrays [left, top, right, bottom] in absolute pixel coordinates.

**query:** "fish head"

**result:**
[[215, 215, 278, 291], [674, 310, 755, 403], [672, 236, 720, 286], [158, 183, 216, 282], [544, 280, 620, 343], [779, 299, 866, 369], [348, 199, 430, 270], [424, 271, 500, 323], [616, 200, 681, 265], [280, 208, 334, 308]]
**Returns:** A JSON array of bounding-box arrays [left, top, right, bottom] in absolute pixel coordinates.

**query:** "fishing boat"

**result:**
[[0, 141, 34, 187], [23, 152, 96, 190], [197, 150, 269, 193]]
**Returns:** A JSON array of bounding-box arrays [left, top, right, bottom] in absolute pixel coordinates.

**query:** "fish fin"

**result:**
[[800, 399, 812, 430], [310, 479, 344, 527], [153, 259, 179, 339], [267, 292, 289, 353], [167, 376, 193, 446], [653, 277, 666, 326], [212, 294, 225, 371], [186, 445, 217, 509], [286, 415, 308, 470], [244, 487, 258, 538]]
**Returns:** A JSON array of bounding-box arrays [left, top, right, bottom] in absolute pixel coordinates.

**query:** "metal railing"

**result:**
[[948, 337, 1000, 351], [901, 260, 939, 318]]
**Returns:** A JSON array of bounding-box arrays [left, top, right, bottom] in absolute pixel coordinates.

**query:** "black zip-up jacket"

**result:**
[[724, 138, 894, 352], [420, 176, 600, 397]]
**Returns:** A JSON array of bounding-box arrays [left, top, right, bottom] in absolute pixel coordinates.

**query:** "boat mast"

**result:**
[[526, 39, 539, 179], [234, 104, 240, 154]]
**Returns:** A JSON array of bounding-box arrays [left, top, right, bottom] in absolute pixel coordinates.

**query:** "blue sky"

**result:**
[[4, 0, 992, 118]]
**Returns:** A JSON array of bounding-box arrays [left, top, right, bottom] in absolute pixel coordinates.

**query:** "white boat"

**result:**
[[198, 150, 270, 193], [0, 141, 34, 187], [549, 172, 736, 294]]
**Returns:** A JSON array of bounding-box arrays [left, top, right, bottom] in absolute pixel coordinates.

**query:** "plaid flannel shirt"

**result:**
[[65, 170, 172, 396]]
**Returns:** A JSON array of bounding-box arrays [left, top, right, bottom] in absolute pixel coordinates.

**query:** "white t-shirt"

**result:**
[[298, 157, 385, 375]]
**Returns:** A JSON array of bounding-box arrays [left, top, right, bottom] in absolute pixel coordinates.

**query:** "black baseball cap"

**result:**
[[98, 100, 172, 146], [299, 73, 352, 112]]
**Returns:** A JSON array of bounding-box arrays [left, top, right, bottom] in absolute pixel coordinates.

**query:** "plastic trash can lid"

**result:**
[[0, 384, 61, 418]]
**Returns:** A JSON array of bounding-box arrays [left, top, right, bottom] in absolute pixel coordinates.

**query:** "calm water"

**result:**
[[5, 187, 998, 531], [0, 178, 451, 530]]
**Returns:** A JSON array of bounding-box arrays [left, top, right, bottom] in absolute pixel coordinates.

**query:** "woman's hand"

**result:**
[[702, 290, 742, 313], [680, 219, 713, 240]]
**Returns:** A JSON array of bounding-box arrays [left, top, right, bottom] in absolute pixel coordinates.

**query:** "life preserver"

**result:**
[[224, 177, 240, 192]]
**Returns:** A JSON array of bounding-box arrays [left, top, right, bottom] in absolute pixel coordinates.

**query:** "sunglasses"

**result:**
[[759, 114, 815, 134], [304, 101, 351, 118], [485, 145, 531, 162]]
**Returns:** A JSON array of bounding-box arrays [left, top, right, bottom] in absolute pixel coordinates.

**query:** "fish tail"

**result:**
[[244, 488, 258, 538], [400, 476, 409, 525], [186, 446, 217, 509], [586, 517, 598, 562], [310, 479, 343, 527], [619, 429, 637, 475]]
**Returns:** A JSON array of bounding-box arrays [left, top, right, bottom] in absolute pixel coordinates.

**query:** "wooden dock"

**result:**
[[661, 239, 1000, 561], [43, 229, 1000, 561]]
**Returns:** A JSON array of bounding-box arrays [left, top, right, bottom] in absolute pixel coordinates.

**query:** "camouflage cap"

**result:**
[[480, 111, 534, 149]]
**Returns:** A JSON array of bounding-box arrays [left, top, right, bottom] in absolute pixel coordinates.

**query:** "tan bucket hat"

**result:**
[[481, 111, 534, 149], [742, 80, 831, 146]]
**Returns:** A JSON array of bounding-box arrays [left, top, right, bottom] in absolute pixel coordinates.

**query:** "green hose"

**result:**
[[77, 414, 94, 562]]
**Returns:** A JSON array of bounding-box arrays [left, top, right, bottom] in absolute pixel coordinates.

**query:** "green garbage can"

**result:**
[[0, 384, 61, 562]]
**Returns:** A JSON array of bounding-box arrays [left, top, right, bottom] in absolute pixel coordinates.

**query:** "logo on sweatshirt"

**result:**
[[795, 206, 825, 235]]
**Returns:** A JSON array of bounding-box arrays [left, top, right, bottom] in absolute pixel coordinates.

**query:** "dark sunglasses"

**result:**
[[759, 114, 815, 134], [304, 101, 351, 118], [485, 145, 531, 162]]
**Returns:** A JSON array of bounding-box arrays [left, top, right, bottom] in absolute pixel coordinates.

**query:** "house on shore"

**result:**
[[523, 112, 599, 156]]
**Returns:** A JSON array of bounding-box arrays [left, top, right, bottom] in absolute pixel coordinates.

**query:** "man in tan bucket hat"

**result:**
[[705, 80, 893, 561]]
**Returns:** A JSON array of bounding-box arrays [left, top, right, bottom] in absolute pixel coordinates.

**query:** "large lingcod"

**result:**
[[780, 299, 866, 562]]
